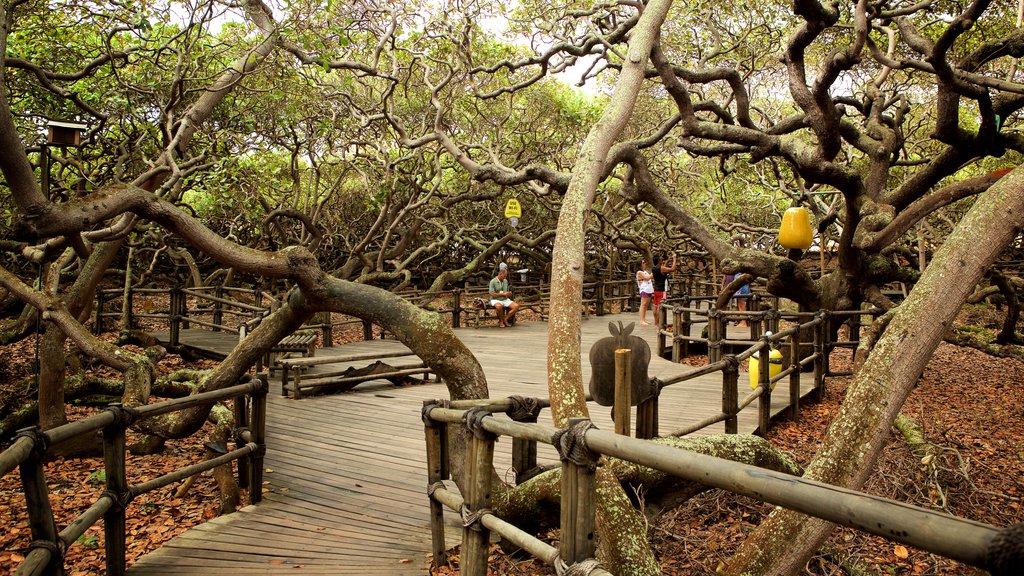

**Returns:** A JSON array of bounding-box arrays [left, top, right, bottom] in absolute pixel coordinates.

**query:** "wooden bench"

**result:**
[[279, 351, 433, 398], [266, 331, 318, 377]]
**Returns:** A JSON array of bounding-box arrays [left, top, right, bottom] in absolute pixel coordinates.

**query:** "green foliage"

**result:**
[[86, 469, 106, 485]]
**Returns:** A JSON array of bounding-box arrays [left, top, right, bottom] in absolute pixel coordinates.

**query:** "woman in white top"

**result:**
[[636, 259, 654, 326]]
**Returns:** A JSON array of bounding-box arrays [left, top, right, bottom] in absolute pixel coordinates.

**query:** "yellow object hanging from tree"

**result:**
[[778, 206, 813, 249]]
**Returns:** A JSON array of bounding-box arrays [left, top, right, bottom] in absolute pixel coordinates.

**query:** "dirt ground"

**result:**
[[0, 306, 1022, 575]]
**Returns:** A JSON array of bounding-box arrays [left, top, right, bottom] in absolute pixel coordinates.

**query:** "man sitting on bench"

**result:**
[[489, 263, 520, 327]]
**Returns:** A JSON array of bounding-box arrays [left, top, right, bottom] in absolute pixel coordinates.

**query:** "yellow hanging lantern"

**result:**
[[778, 206, 813, 250]]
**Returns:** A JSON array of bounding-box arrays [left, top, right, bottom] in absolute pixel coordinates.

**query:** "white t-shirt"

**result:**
[[636, 270, 654, 294]]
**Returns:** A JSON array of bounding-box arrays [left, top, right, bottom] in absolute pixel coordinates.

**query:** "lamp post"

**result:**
[[34, 120, 88, 384]]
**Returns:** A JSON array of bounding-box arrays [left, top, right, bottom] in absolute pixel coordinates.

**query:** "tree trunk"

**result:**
[[722, 166, 1024, 576], [546, 2, 675, 573]]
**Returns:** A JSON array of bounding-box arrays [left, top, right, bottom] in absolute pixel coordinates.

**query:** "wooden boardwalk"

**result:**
[[131, 313, 812, 574]]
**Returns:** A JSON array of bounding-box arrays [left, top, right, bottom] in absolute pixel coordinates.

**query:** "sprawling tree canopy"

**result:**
[[1, 0, 1023, 573]]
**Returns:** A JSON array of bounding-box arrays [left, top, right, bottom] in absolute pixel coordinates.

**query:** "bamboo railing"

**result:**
[[422, 395, 1022, 576], [0, 375, 269, 576]]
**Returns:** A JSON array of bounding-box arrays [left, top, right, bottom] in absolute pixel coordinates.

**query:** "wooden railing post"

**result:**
[[422, 400, 450, 568], [614, 349, 632, 436], [848, 311, 861, 351], [559, 419, 597, 565], [103, 404, 129, 576], [789, 328, 802, 421], [595, 280, 606, 316], [461, 408, 496, 576], [723, 356, 739, 434], [452, 289, 462, 328], [757, 341, 772, 435], [124, 287, 135, 331], [233, 394, 250, 490], [507, 397, 541, 484], [636, 393, 659, 439], [248, 375, 268, 505], [169, 288, 182, 347], [814, 313, 826, 398], [17, 427, 61, 576], [656, 306, 668, 359], [212, 285, 224, 331], [671, 308, 683, 362], [708, 307, 723, 364], [681, 294, 692, 358], [626, 279, 637, 313], [94, 290, 106, 334], [362, 319, 374, 341]]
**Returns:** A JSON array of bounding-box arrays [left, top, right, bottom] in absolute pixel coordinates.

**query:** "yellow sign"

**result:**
[[504, 198, 522, 218]]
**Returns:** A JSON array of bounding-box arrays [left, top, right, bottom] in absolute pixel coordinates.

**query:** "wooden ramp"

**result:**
[[131, 313, 812, 574]]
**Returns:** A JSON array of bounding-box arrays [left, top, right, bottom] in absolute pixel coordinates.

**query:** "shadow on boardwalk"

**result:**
[[130, 313, 807, 574]]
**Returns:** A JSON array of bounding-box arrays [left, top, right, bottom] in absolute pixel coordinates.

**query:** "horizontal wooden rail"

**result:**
[[3, 377, 268, 576], [423, 404, 1017, 575]]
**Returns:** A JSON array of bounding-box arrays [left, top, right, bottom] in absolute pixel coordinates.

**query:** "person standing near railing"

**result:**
[[636, 259, 654, 326], [652, 253, 677, 328]]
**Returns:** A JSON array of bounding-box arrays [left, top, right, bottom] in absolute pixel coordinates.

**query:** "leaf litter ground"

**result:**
[[0, 310, 1022, 575]]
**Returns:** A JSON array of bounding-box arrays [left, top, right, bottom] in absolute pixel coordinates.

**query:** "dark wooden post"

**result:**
[[757, 342, 772, 435], [848, 311, 861, 351], [452, 289, 462, 328], [613, 349, 632, 436], [560, 418, 597, 565], [789, 327, 802, 421], [362, 319, 374, 341], [595, 280, 606, 316], [17, 428, 60, 576], [681, 294, 692, 357], [212, 285, 224, 331], [708, 307, 723, 364], [124, 287, 135, 331], [671, 308, 683, 362], [723, 356, 739, 434], [103, 405, 129, 576], [636, 386, 659, 439], [656, 306, 668, 359], [233, 394, 250, 490], [422, 401, 450, 568], [813, 314, 826, 398], [462, 412, 496, 576], [508, 399, 539, 484], [626, 279, 637, 313], [169, 288, 182, 347], [248, 375, 268, 505], [823, 313, 833, 378], [94, 290, 106, 334]]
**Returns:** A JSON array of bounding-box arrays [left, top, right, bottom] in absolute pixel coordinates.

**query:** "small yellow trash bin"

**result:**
[[749, 348, 783, 390]]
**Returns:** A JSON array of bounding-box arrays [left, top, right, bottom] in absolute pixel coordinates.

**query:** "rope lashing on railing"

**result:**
[[649, 376, 664, 397], [15, 426, 48, 458], [986, 522, 1024, 575], [426, 481, 446, 498], [551, 420, 598, 472], [420, 398, 451, 427], [463, 406, 495, 440], [460, 503, 494, 532], [101, 488, 134, 511], [27, 538, 63, 562], [554, 557, 604, 576], [506, 395, 542, 422], [547, 548, 604, 576], [104, 403, 140, 429]]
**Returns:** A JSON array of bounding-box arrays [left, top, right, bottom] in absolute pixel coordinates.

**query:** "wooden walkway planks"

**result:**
[[131, 312, 813, 574]]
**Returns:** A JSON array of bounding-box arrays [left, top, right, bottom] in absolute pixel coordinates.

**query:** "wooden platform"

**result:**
[[132, 313, 813, 574]]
